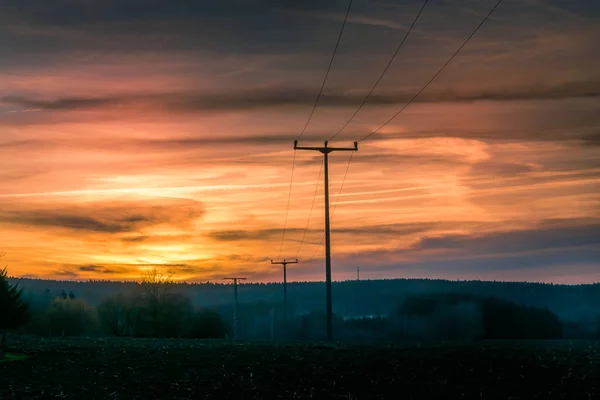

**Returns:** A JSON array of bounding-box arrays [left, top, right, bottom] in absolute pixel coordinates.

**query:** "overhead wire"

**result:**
[[276, 150, 297, 259], [308, 0, 504, 260], [329, 0, 430, 142], [295, 160, 324, 258], [298, 0, 354, 141], [309, 152, 355, 260], [359, 0, 504, 143], [275, 0, 355, 259]]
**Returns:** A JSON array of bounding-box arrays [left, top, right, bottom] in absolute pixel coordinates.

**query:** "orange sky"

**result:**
[[1, 0, 599, 283]]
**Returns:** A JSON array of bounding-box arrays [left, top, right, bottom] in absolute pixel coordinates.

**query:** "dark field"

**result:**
[[1, 337, 599, 399]]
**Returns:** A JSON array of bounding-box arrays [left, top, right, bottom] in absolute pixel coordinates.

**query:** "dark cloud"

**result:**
[[78, 265, 103, 272], [208, 222, 436, 242], [3, 80, 599, 113], [3, 212, 130, 233], [70, 263, 189, 275], [76, 264, 130, 274], [53, 268, 79, 277], [224, 254, 271, 263], [0, 199, 205, 234], [207, 228, 291, 242], [0, 0, 359, 59], [412, 221, 600, 255], [120, 236, 150, 243], [468, 161, 536, 178]]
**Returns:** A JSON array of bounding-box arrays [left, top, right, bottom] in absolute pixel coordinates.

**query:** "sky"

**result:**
[[0, 0, 599, 284]]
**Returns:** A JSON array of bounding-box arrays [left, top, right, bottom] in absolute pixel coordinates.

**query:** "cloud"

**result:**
[[0, 198, 205, 234], [208, 222, 437, 243], [3, 79, 599, 114], [76, 264, 129, 274], [207, 228, 292, 242], [468, 160, 536, 177], [3, 212, 130, 233], [412, 220, 600, 255], [120, 236, 150, 243]]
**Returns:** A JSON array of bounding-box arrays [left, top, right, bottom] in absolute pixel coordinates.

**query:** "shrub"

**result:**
[[47, 297, 98, 336]]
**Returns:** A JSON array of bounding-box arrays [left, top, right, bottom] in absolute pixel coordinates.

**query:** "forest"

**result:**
[[5, 270, 600, 342]]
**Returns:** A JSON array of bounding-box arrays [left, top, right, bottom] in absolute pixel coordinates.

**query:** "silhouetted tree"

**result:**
[[97, 293, 132, 336], [140, 267, 173, 330], [68, 291, 76, 300], [60, 290, 68, 300], [0, 261, 29, 358], [399, 293, 562, 340], [47, 297, 97, 336]]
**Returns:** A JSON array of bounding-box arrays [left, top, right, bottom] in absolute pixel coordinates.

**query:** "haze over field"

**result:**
[[1, 0, 599, 283]]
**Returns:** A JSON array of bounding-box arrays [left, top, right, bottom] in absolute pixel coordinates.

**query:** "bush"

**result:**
[[98, 291, 196, 338], [160, 293, 194, 338], [47, 297, 98, 336], [97, 292, 137, 337], [400, 293, 563, 340]]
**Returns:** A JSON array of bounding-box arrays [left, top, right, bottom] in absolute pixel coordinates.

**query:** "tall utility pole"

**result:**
[[357, 267, 360, 281], [270, 259, 298, 331], [222, 277, 247, 340], [294, 140, 358, 340]]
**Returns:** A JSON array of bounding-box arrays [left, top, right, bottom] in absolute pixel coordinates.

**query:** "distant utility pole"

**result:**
[[294, 140, 358, 341], [222, 277, 247, 340], [357, 267, 360, 281], [270, 258, 298, 330]]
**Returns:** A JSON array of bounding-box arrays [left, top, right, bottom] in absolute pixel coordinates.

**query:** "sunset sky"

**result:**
[[1, 0, 599, 284]]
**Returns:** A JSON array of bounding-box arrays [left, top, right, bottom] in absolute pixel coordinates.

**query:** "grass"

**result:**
[[0, 337, 599, 399]]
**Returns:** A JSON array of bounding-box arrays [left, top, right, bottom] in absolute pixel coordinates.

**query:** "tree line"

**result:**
[[2, 261, 600, 357]]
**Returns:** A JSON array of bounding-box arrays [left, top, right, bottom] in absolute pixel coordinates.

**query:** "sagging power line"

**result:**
[[281, 0, 505, 343], [275, 0, 354, 260], [360, 0, 504, 143], [296, 160, 324, 258], [315, 0, 506, 256], [329, 0, 430, 142]]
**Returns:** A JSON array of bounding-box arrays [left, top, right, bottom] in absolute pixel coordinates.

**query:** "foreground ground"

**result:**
[[1, 337, 599, 399]]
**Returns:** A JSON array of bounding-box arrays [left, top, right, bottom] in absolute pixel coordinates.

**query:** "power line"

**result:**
[[296, 159, 324, 258], [329, 0, 429, 142], [276, 150, 297, 259], [309, 0, 504, 255], [275, 0, 354, 259], [360, 0, 504, 142], [309, 152, 355, 260], [298, 0, 354, 140]]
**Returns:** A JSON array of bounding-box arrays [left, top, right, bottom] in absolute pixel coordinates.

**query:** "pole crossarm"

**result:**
[[222, 277, 247, 282], [270, 259, 298, 266], [294, 140, 358, 154]]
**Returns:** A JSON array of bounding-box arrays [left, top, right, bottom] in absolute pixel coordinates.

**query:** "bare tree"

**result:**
[[140, 267, 174, 336]]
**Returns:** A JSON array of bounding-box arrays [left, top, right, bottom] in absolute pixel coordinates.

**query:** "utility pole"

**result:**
[[222, 277, 247, 340], [271, 258, 298, 330], [294, 140, 358, 341], [357, 267, 360, 281]]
